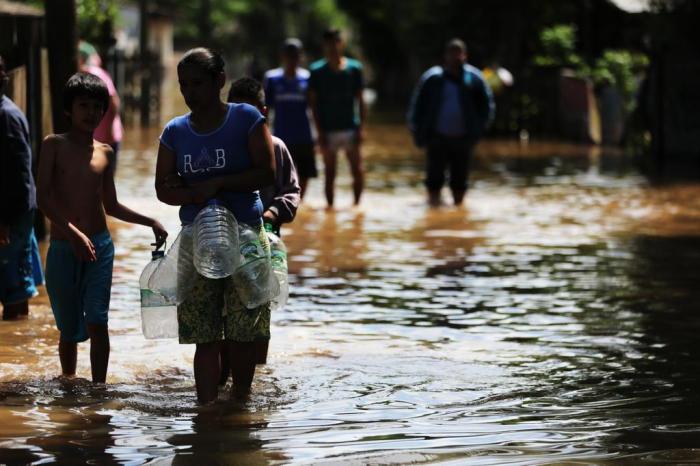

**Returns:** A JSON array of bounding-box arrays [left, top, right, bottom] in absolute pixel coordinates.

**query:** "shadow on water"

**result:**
[[4, 120, 700, 464]]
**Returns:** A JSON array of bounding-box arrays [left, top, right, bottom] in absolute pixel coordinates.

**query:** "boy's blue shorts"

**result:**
[[0, 210, 44, 306], [46, 230, 114, 342]]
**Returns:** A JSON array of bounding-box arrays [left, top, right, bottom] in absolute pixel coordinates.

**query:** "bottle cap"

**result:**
[[264, 222, 274, 233]]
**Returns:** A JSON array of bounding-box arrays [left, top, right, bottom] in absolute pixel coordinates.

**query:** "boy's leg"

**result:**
[[81, 232, 114, 383], [299, 178, 309, 199], [448, 139, 473, 206], [346, 143, 364, 206], [86, 323, 110, 383], [58, 339, 78, 376], [227, 341, 257, 399], [194, 341, 221, 403], [426, 138, 447, 207], [288, 144, 316, 200], [323, 147, 338, 208], [2, 300, 28, 320]]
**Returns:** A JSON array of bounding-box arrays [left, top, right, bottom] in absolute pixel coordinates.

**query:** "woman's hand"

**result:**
[[189, 178, 221, 204], [163, 174, 185, 189]]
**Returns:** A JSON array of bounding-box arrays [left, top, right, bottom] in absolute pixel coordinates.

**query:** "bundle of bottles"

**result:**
[[139, 201, 289, 339]]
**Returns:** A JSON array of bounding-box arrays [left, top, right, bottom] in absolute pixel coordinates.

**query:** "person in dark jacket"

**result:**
[[408, 39, 495, 206], [0, 54, 44, 320]]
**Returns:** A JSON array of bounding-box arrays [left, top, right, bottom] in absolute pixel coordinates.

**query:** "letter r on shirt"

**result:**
[[184, 154, 194, 173]]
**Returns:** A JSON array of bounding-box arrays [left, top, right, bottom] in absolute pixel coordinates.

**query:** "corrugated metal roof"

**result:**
[[0, 0, 44, 17]]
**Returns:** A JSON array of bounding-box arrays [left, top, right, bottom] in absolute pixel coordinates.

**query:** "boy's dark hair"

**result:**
[[62, 72, 109, 113], [445, 38, 467, 54], [282, 38, 303, 55], [178, 47, 225, 78], [322, 28, 342, 42], [227, 77, 265, 108]]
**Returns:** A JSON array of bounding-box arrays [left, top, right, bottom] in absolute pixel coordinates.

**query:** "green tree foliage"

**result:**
[[14, 0, 118, 45], [591, 50, 648, 112], [533, 24, 585, 69], [154, 0, 349, 75], [76, 0, 119, 45]]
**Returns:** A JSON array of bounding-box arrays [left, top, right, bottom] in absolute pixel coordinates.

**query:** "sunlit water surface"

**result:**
[[3, 124, 700, 465]]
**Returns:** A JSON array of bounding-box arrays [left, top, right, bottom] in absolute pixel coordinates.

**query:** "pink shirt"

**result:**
[[84, 65, 123, 144]]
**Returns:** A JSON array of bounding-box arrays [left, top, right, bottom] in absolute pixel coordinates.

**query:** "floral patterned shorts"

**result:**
[[176, 222, 271, 345]]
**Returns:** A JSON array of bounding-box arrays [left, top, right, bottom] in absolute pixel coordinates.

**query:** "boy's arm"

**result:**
[[154, 142, 217, 206], [36, 135, 96, 261], [102, 148, 167, 247], [356, 88, 367, 143], [263, 74, 275, 109], [264, 143, 300, 226], [356, 66, 367, 142], [307, 89, 325, 149], [204, 122, 276, 193]]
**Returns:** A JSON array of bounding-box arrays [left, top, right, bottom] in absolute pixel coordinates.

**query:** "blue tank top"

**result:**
[[159, 103, 265, 224]]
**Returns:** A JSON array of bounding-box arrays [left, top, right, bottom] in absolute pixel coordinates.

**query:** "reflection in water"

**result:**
[[3, 122, 700, 463]]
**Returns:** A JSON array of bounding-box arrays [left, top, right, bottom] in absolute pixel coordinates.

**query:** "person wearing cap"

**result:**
[[263, 38, 315, 199], [309, 28, 366, 208], [79, 42, 124, 168], [408, 38, 495, 207]]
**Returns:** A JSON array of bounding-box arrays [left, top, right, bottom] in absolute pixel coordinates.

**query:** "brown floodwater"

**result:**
[[3, 120, 700, 465]]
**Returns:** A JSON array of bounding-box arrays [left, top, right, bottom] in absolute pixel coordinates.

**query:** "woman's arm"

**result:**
[[206, 122, 276, 193], [154, 142, 216, 205]]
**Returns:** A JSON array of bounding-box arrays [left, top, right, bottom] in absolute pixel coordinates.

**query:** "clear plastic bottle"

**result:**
[[148, 226, 195, 305], [140, 250, 179, 339], [234, 224, 279, 309], [193, 200, 239, 279], [266, 225, 289, 310]]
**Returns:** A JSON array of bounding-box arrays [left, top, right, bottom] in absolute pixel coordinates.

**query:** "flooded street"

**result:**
[[3, 122, 700, 465]]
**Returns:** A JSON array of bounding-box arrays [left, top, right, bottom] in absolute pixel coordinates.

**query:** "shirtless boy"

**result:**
[[37, 72, 167, 383]]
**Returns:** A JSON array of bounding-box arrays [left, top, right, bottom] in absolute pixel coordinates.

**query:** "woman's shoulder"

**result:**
[[163, 113, 190, 132], [227, 103, 264, 127]]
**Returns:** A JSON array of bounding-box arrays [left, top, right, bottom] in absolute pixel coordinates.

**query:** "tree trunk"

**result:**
[[44, 0, 77, 134]]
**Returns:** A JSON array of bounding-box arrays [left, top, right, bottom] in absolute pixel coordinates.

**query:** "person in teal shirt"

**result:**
[[309, 28, 367, 209]]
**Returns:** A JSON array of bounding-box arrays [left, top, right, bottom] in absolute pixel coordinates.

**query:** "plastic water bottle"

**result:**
[[148, 226, 195, 305], [234, 224, 279, 309], [266, 225, 289, 310], [140, 250, 179, 339], [193, 200, 239, 279]]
